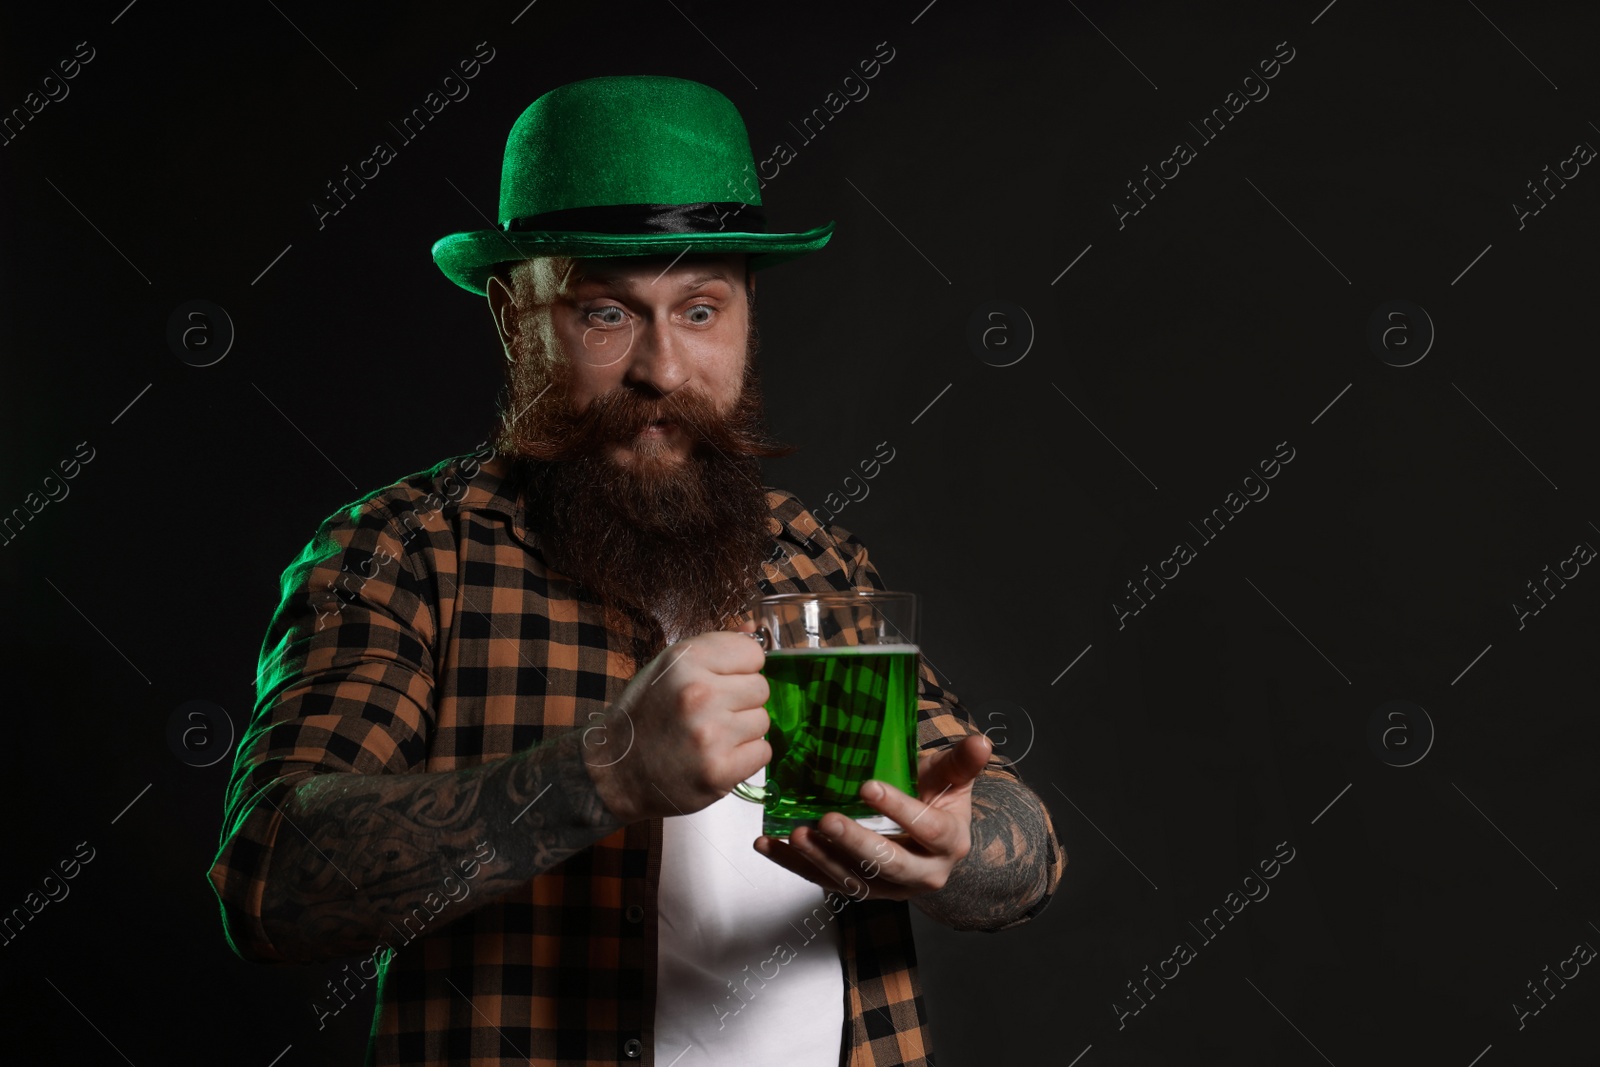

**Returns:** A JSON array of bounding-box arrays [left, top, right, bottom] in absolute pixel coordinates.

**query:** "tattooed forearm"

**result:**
[[913, 775, 1055, 932], [256, 728, 622, 959]]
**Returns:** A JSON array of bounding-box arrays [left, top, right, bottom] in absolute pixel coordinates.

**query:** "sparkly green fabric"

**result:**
[[503, 74, 762, 216], [432, 75, 834, 295]]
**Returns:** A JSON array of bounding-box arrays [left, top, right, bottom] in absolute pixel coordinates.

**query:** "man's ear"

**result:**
[[486, 274, 519, 363]]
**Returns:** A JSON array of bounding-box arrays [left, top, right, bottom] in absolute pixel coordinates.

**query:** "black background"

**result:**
[[3, 1, 1598, 1064]]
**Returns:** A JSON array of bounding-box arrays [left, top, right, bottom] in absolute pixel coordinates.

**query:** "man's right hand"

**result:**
[[582, 621, 771, 824]]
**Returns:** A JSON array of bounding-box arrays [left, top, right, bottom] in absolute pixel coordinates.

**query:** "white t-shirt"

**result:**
[[653, 762, 845, 1066]]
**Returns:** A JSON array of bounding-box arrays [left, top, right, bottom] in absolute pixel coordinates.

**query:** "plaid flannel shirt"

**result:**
[[209, 446, 1065, 1067]]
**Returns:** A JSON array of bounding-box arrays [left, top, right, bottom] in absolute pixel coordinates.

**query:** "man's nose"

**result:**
[[621, 316, 688, 396]]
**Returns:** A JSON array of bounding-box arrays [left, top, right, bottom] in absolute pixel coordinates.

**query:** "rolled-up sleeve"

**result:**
[[208, 497, 438, 962], [833, 523, 1067, 928]]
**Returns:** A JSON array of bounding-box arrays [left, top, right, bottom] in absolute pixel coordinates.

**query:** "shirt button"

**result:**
[[624, 904, 644, 923], [622, 1037, 643, 1058]]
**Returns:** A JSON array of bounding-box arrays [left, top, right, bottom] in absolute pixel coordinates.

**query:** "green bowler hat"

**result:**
[[431, 74, 835, 295]]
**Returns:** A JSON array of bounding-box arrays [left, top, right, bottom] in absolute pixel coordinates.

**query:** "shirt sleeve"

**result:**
[[830, 521, 1067, 929], [208, 497, 439, 962]]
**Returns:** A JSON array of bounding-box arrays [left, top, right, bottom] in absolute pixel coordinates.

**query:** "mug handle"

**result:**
[[730, 624, 775, 804]]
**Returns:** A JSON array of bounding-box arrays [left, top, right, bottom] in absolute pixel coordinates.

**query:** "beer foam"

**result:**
[[764, 643, 920, 656]]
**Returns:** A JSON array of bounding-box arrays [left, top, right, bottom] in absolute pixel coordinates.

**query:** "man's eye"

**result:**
[[587, 307, 626, 326], [685, 305, 715, 324]]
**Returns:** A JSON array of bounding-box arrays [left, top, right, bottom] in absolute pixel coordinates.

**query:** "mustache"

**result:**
[[507, 373, 796, 463]]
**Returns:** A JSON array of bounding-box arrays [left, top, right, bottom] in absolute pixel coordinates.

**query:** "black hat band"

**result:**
[[503, 201, 769, 235]]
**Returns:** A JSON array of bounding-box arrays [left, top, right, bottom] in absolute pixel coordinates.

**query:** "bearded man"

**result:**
[[210, 75, 1064, 1067]]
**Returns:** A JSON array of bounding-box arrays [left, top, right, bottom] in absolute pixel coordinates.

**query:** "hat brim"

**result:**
[[430, 222, 835, 296]]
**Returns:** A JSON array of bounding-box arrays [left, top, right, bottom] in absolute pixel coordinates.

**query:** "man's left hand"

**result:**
[[753, 733, 993, 901]]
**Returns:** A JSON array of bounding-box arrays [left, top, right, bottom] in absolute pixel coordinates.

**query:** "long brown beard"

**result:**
[[489, 303, 795, 652]]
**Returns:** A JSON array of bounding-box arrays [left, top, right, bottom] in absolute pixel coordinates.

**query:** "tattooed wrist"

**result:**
[[913, 775, 1053, 932]]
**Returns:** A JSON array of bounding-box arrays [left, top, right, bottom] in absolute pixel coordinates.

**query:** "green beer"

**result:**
[[757, 644, 921, 836]]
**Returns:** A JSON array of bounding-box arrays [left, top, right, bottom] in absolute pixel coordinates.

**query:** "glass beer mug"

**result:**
[[732, 591, 921, 839]]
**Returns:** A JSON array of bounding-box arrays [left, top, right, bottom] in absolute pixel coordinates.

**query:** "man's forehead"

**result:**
[[560, 255, 745, 289], [506, 253, 748, 304]]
